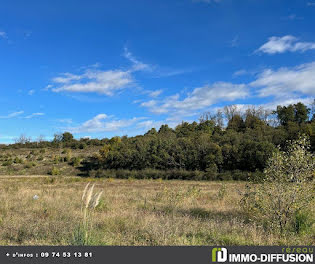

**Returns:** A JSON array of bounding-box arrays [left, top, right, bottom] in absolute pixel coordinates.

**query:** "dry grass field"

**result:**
[[0, 176, 313, 246], [0, 147, 98, 176]]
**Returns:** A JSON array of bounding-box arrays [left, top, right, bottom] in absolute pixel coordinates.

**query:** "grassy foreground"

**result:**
[[0, 176, 313, 246]]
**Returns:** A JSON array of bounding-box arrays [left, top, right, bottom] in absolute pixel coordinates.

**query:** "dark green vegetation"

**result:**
[[1, 101, 315, 181], [241, 136, 315, 236]]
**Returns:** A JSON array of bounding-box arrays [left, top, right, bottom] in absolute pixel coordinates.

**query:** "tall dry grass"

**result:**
[[0, 176, 313, 245], [73, 183, 103, 245]]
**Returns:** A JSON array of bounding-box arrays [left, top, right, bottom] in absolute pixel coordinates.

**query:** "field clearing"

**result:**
[[0, 176, 314, 246]]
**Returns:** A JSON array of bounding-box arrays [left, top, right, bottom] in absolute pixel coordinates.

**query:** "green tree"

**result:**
[[62, 132, 74, 142], [274, 105, 295, 126], [227, 114, 245, 132], [294, 102, 310, 124], [241, 136, 315, 234]]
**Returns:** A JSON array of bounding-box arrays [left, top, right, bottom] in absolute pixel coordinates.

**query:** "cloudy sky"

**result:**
[[1, 0, 315, 143]]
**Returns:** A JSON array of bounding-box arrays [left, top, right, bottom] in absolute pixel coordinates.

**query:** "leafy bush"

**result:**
[[49, 167, 61, 175], [2, 160, 13, 166], [85, 168, 258, 181], [24, 162, 36, 168], [53, 155, 63, 164], [293, 210, 314, 235], [70, 157, 82, 167], [14, 157, 24, 164], [39, 148, 46, 154], [79, 143, 87, 149], [241, 136, 315, 234], [30, 150, 38, 155]]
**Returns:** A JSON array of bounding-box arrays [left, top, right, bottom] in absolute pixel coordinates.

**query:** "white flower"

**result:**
[[33, 195, 39, 200]]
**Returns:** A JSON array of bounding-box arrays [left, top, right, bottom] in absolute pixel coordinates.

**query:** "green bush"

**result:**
[[241, 136, 315, 235], [293, 211, 314, 235], [79, 143, 87, 149], [24, 162, 36, 168], [70, 157, 81, 167], [85, 169, 246, 181], [14, 157, 24, 164], [53, 155, 63, 164], [39, 148, 46, 154], [49, 167, 61, 175], [2, 160, 13, 166]]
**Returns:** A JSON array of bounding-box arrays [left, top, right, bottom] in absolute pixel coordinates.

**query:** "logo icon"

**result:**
[[212, 248, 228, 263]]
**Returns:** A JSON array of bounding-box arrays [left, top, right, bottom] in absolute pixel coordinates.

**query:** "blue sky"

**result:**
[[1, 0, 315, 143]]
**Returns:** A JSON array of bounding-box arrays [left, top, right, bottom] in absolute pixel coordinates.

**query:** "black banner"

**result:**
[[0, 246, 314, 264]]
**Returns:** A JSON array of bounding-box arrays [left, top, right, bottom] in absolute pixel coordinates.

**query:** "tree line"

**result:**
[[3, 101, 315, 180], [81, 101, 315, 179]]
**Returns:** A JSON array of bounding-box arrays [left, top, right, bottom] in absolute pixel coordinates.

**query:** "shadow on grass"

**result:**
[[143, 204, 244, 222], [76, 157, 98, 177], [179, 207, 244, 221]]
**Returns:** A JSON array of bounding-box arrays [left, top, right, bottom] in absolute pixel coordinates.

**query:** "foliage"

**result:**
[[49, 167, 61, 175], [70, 157, 81, 167], [24, 162, 36, 168], [1, 101, 315, 181], [241, 136, 315, 234], [2, 160, 13, 166], [13, 157, 24, 164]]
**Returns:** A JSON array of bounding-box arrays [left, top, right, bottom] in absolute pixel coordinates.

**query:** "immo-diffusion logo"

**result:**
[[212, 248, 228, 263], [211, 247, 314, 263]]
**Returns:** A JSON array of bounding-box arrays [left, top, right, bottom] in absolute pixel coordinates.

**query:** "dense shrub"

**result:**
[[1, 101, 314, 182], [70, 157, 81, 167], [85, 168, 257, 181], [49, 167, 61, 176], [241, 136, 315, 234], [24, 162, 36, 168], [14, 157, 24, 164], [2, 160, 13, 166]]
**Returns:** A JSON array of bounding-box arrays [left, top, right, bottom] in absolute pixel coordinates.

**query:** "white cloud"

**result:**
[[0, 111, 24, 119], [152, 67, 195, 78], [251, 62, 315, 98], [148, 90, 163, 98], [52, 73, 83, 84], [48, 48, 191, 96], [24, 31, 32, 39], [0, 31, 7, 39], [141, 100, 157, 108], [136, 120, 164, 130], [58, 118, 73, 124], [233, 69, 248, 77], [230, 35, 239, 47], [49, 48, 152, 95], [257, 35, 315, 54], [123, 47, 151, 71], [67, 114, 144, 133], [50, 69, 134, 95], [28, 89, 35, 95], [140, 61, 315, 120], [284, 14, 303, 20], [307, 2, 315, 6], [262, 97, 314, 111], [141, 82, 249, 116], [0, 111, 45, 119], [24, 113, 45, 119], [124, 47, 190, 78], [224, 97, 314, 114]]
